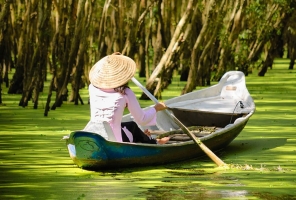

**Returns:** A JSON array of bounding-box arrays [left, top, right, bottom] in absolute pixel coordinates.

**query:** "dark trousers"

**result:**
[[121, 121, 157, 144]]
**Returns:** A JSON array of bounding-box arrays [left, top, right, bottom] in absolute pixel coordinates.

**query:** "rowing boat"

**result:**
[[64, 71, 255, 170]]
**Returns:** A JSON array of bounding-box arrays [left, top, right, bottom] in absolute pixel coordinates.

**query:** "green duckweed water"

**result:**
[[1, 61, 296, 199]]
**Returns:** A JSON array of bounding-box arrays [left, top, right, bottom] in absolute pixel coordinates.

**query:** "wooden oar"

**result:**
[[131, 77, 226, 167]]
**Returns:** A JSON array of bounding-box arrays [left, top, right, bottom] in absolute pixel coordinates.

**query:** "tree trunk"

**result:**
[[51, 0, 78, 110], [18, 0, 52, 108], [258, 5, 293, 76], [214, 0, 242, 77], [183, 0, 216, 93], [70, 0, 94, 105], [8, 1, 30, 94], [122, 2, 139, 57], [0, 0, 12, 79], [135, 0, 153, 77], [145, 0, 194, 96], [0, 0, 12, 98], [152, 34, 182, 99], [286, 8, 296, 70], [151, 1, 164, 74]]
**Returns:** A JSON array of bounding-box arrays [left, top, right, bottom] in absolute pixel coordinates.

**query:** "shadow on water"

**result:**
[[142, 185, 249, 200], [221, 137, 288, 158], [136, 167, 296, 200], [136, 170, 296, 200], [128, 136, 292, 200], [142, 186, 296, 200]]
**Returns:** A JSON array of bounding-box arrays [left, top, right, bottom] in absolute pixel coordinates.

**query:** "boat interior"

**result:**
[[122, 71, 255, 144]]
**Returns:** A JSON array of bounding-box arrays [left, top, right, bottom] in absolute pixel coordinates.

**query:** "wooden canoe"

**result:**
[[64, 71, 255, 170]]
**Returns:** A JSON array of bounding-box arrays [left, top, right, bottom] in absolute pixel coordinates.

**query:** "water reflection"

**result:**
[[142, 184, 249, 200]]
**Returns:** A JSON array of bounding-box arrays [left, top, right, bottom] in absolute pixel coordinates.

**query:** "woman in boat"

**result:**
[[85, 52, 170, 144]]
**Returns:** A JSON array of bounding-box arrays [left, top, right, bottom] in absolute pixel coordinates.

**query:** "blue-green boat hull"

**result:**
[[66, 117, 249, 170]]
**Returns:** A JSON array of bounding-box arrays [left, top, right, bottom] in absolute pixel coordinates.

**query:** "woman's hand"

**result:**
[[144, 129, 151, 137], [144, 129, 170, 144], [154, 102, 167, 112]]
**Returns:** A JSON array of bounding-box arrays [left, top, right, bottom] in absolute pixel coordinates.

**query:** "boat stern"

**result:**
[[65, 131, 108, 168]]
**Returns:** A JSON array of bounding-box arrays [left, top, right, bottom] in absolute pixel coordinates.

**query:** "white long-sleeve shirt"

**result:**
[[88, 84, 157, 142]]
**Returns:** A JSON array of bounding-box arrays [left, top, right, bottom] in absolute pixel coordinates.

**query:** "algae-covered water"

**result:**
[[1, 62, 296, 199]]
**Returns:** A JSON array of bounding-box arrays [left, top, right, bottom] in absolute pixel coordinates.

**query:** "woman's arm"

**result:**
[[125, 88, 166, 126]]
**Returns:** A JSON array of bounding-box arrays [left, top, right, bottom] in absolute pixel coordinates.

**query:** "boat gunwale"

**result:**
[[68, 109, 254, 148]]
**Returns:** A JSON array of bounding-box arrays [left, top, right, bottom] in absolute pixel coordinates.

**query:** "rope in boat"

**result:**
[[229, 101, 244, 124]]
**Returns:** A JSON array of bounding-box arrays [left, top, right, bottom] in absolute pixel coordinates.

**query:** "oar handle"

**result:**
[[131, 77, 174, 121], [131, 77, 159, 104]]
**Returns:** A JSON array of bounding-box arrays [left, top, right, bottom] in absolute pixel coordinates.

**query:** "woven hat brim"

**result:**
[[89, 55, 137, 89]]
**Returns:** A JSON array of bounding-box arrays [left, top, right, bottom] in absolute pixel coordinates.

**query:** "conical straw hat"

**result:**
[[89, 54, 137, 89]]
